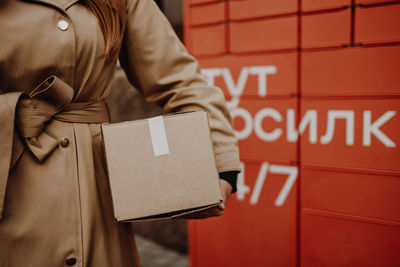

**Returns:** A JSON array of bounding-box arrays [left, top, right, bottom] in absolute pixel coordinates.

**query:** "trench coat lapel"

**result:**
[[24, 0, 79, 10]]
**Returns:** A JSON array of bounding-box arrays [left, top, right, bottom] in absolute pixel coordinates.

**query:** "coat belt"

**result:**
[[0, 76, 110, 219]]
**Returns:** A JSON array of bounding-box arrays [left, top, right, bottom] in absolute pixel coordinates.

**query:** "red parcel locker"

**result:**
[[301, 213, 400, 266], [301, 9, 351, 49], [189, 160, 298, 267], [190, 0, 219, 5], [229, 0, 297, 20], [190, 2, 225, 26], [230, 15, 297, 53], [355, 0, 398, 5], [232, 98, 298, 162], [302, 0, 350, 12], [301, 168, 400, 222], [300, 99, 400, 173], [355, 4, 400, 45], [197, 52, 297, 98], [190, 24, 226, 56], [301, 46, 400, 96], [185, 1, 400, 266]]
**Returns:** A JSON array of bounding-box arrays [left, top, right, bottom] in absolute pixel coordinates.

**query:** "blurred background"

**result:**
[[109, 0, 400, 266]]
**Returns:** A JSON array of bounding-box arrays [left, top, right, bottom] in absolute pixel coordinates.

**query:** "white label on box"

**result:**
[[148, 116, 170, 156]]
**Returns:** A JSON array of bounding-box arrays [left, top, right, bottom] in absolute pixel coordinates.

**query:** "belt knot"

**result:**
[[15, 76, 109, 162]]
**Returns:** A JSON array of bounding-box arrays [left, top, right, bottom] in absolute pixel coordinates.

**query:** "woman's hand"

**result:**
[[176, 179, 233, 219]]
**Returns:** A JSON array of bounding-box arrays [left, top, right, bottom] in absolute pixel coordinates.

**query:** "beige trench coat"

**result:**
[[0, 0, 240, 266]]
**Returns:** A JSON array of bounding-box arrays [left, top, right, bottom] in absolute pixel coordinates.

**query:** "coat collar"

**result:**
[[25, 0, 79, 11]]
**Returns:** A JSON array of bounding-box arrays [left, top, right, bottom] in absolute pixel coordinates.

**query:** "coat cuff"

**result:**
[[219, 171, 240, 194]]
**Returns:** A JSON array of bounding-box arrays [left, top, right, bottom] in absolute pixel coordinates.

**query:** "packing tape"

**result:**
[[147, 116, 170, 156]]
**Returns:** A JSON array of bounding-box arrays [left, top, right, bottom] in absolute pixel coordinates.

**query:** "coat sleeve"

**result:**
[[119, 0, 240, 173]]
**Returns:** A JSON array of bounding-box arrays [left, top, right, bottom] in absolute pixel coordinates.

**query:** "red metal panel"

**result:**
[[232, 98, 298, 162], [301, 46, 400, 96], [230, 16, 297, 53], [355, 0, 398, 4], [355, 4, 400, 44], [301, 213, 400, 266], [197, 52, 297, 97], [229, 0, 297, 20], [302, 0, 350, 12], [191, 0, 220, 4], [301, 99, 400, 173], [189, 160, 298, 267], [301, 168, 400, 222], [302, 9, 351, 48], [190, 2, 225, 26], [191, 24, 226, 56]]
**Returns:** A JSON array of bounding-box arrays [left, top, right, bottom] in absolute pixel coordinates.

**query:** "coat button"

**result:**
[[60, 137, 70, 148], [58, 20, 69, 31], [66, 258, 76, 266]]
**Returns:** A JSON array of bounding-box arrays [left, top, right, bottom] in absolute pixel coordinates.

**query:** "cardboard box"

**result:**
[[101, 111, 223, 221]]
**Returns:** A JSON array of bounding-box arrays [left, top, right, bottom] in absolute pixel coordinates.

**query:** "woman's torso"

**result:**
[[0, 1, 140, 266], [0, 0, 117, 100]]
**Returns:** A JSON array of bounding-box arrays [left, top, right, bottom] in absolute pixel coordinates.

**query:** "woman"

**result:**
[[0, 0, 240, 266]]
